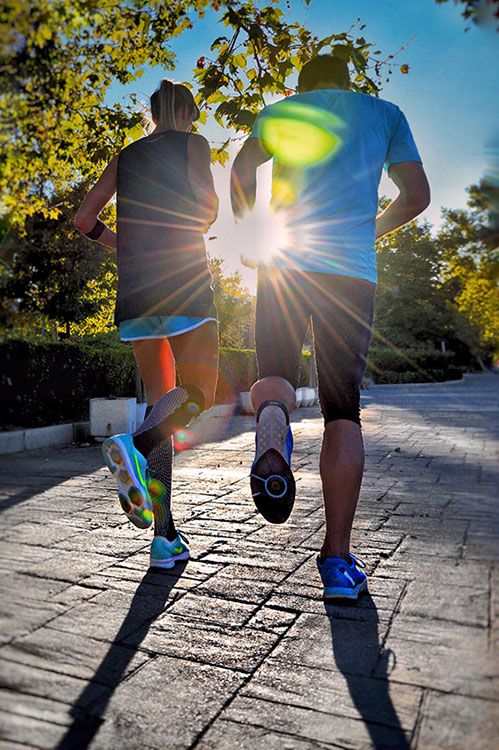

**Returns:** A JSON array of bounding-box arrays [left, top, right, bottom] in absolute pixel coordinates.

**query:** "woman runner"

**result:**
[[74, 79, 219, 569]]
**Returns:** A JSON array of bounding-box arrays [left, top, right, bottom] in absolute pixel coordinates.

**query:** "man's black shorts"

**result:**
[[256, 267, 376, 425]]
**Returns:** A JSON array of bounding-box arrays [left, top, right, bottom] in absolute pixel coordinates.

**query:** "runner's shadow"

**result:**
[[325, 594, 410, 749], [56, 563, 187, 750]]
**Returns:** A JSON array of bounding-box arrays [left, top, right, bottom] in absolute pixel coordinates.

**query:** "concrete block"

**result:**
[[209, 404, 235, 418], [24, 424, 73, 450], [239, 392, 254, 415], [0, 430, 24, 454], [135, 402, 147, 431], [89, 397, 137, 438]]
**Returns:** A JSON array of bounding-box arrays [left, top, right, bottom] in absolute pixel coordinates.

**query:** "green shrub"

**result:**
[[374, 371, 422, 384], [373, 368, 463, 385], [0, 338, 311, 429], [1, 339, 136, 429], [298, 350, 312, 387], [216, 348, 257, 404], [367, 346, 461, 383]]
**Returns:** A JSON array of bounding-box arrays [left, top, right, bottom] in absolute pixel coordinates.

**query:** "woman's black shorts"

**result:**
[[256, 267, 376, 425]]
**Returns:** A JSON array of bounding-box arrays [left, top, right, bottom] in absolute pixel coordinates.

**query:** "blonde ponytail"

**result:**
[[150, 79, 177, 130], [150, 79, 201, 132]]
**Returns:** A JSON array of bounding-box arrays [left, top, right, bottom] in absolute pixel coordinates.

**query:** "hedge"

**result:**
[[367, 346, 463, 382], [0, 338, 311, 429], [0, 338, 463, 430], [1, 338, 136, 429]]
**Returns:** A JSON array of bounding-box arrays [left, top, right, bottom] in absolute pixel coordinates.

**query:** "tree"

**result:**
[[0, 190, 116, 338], [375, 218, 451, 350], [208, 255, 254, 347], [435, 0, 499, 29], [437, 182, 499, 365], [1, 0, 400, 226]]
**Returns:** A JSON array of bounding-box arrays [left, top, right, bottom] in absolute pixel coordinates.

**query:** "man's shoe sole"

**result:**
[[102, 436, 153, 529], [250, 448, 296, 524], [323, 581, 368, 601]]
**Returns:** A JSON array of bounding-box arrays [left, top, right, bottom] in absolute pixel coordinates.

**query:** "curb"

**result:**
[[366, 377, 465, 390], [367, 373, 496, 390], [0, 421, 91, 456], [1, 375, 492, 455], [0, 404, 236, 456]]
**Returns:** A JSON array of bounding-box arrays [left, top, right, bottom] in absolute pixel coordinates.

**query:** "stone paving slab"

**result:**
[[0, 374, 498, 749]]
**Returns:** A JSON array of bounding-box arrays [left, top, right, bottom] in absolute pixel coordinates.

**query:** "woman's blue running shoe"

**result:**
[[250, 401, 295, 524], [317, 553, 368, 600], [150, 532, 190, 570], [102, 433, 153, 529]]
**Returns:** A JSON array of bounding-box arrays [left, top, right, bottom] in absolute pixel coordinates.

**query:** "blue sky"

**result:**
[[109, 0, 499, 286]]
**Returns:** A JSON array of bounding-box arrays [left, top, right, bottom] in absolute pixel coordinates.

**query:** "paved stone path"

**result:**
[[1, 374, 498, 749]]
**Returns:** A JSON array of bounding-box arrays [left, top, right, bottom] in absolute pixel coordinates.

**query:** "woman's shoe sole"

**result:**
[[102, 436, 153, 529], [149, 550, 190, 569]]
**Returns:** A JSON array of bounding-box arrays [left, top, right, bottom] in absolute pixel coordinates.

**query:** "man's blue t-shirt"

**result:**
[[249, 90, 421, 283]]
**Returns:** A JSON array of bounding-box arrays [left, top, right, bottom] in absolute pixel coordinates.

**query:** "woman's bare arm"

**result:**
[[74, 157, 119, 249]]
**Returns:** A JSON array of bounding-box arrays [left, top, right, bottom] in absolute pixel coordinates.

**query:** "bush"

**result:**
[[367, 346, 462, 383], [216, 348, 257, 404], [1, 338, 136, 429], [0, 338, 312, 429]]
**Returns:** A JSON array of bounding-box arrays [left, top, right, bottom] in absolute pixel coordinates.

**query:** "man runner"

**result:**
[[230, 55, 430, 600]]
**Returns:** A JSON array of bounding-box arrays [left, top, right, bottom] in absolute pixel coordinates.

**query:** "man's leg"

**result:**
[[132, 338, 176, 405], [319, 419, 364, 558], [309, 273, 375, 599], [102, 336, 177, 530], [168, 320, 219, 412], [311, 275, 375, 559], [250, 376, 295, 414], [250, 268, 310, 523]]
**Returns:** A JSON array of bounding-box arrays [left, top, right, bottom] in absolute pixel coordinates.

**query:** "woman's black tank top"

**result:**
[[114, 131, 215, 325]]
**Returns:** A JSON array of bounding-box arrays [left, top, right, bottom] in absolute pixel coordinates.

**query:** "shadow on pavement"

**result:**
[[326, 594, 410, 750], [0, 446, 103, 514], [56, 563, 187, 750]]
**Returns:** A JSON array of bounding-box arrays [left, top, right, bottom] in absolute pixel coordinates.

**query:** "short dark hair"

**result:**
[[297, 55, 350, 92]]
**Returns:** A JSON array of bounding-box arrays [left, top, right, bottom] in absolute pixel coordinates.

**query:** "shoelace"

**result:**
[[177, 530, 189, 545], [350, 553, 366, 569]]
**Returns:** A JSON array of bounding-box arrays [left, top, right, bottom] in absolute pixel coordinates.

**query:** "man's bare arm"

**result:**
[[230, 137, 272, 220], [376, 162, 430, 239], [74, 157, 118, 249]]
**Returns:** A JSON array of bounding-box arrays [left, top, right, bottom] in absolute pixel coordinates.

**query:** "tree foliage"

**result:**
[[0, 191, 116, 337], [374, 183, 499, 368], [375, 218, 451, 350], [438, 182, 499, 360], [435, 0, 499, 29], [193, 1, 389, 164], [1, 0, 400, 225], [208, 255, 254, 347]]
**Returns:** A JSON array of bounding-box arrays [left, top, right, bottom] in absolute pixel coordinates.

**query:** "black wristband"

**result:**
[[85, 219, 106, 240]]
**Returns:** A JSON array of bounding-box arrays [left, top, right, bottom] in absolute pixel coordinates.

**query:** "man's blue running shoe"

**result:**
[[317, 554, 368, 601], [250, 401, 295, 524], [150, 532, 190, 570], [102, 433, 153, 529]]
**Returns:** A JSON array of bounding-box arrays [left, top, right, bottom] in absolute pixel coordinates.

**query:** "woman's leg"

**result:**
[[131, 338, 176, 404], [131, 338, 177, 540], [168, 321, 219, 410]]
